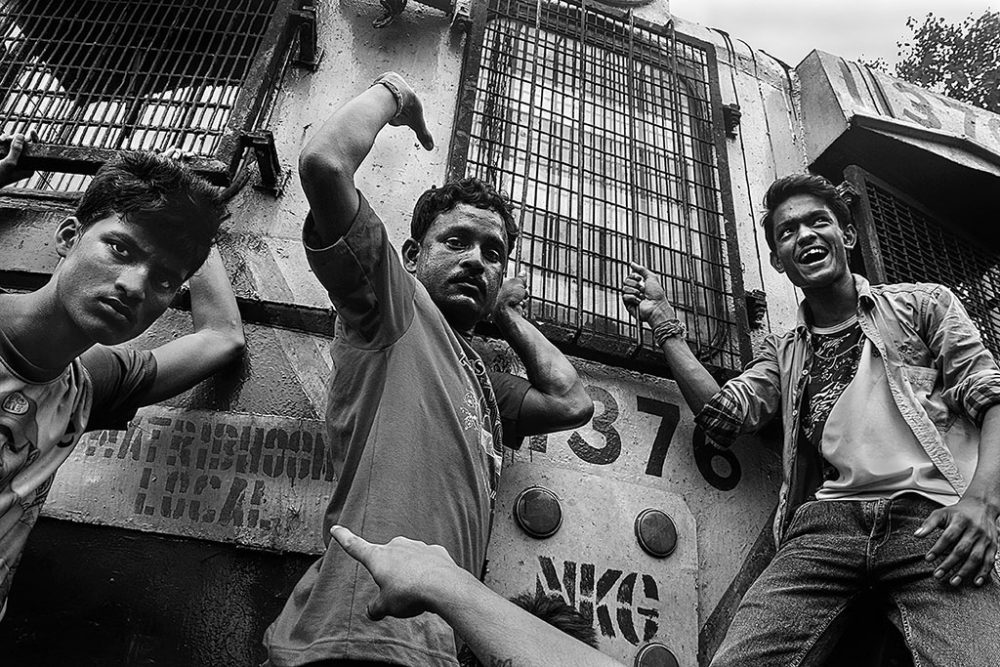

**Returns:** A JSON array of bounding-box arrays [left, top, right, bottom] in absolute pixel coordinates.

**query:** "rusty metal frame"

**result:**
[[846, 163, 1000, 357], [2, 0, 301, 188], [448, 0, 749, 374]]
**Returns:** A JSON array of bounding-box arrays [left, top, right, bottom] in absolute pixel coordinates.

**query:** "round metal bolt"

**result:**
[[634, 642, 680, 667], [513, 486, 562, 539], [634, 508, 677, 558]]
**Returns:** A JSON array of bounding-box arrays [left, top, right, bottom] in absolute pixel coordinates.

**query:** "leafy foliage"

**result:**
[[891, 11, 1000, 113]]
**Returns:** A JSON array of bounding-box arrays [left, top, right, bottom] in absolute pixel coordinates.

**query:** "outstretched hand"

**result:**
[[0, 130, 38, 187], [378, 72, 434, 151], [915, 497, 999, 587], [621, 261, 677, 328], [331, 525, 462, 621]]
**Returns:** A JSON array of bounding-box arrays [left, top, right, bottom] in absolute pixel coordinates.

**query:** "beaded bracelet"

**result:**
[[652, 319, 686, 348]]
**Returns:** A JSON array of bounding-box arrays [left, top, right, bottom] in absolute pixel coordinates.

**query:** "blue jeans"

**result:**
[[711, 495, 1000, 667]]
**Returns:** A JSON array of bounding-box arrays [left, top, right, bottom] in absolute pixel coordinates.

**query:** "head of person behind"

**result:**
[[761, 173, 857, 293], [456, 590, 599, 667], [401, 177, 518, 334], [52, 151, 225, 347]]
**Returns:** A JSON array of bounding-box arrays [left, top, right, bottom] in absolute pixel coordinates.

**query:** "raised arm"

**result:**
[[332, 526, 625, 667], [142, 247, 244, 404], [621, 262, 720, 414], [493, 272, 593, 434], [300, 72, 434, 247]]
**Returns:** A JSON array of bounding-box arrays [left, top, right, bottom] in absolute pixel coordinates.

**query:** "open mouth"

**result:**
[[797, 246, 829, 265]]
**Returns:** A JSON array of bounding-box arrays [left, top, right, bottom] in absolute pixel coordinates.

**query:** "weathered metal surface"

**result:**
[[798, 50, 1000, 173], [486, 463, 698, 666], [43, 406, 332, 554], [1, 518, 314, 667], [483, 344, 781, 642]]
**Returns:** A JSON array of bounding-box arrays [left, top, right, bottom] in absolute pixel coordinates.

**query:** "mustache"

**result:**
[[450, 272, 486, 292]]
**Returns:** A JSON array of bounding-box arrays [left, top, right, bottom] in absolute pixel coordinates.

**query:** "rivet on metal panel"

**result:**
[[634, 509, 677, 558], [513, 486, 562, 539], [634, 642, 680, 667]]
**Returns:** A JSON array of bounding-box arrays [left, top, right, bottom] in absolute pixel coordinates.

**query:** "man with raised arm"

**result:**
[[263, 74, 592, 667], [622, 174, 1000, 665], [0, 137, 245, 620]]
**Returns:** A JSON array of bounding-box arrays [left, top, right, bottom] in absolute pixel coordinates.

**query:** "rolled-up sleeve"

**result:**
[[695, 334, 783, 447], [925, 285, 1000, 425], [303, 190, 415, 347]]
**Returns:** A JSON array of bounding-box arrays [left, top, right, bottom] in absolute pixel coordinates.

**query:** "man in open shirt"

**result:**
[[622, 174, 1000, 665]]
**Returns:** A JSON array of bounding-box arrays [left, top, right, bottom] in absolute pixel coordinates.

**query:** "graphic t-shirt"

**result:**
[[264, 193, 530, 667], [0, 304, 156, 612], [801, 316, 864, 478], [802, 314, 960, 503]]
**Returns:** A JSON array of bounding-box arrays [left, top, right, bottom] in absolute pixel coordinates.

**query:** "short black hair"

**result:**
[[75, 151, 225, 275], [761, 173, 852, 254], [458, 591, 598, 666], [411, 177, 517, 252]]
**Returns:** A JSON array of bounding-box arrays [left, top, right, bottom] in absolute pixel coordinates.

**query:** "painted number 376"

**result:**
[[530, 386, 741, 491]]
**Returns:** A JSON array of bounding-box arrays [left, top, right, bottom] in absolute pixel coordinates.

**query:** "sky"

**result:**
[[669, 0, 996, 67]]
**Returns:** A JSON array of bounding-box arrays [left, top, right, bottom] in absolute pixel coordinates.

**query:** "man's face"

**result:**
[[769, 194, 856, 290], [54, 214, 190, 346], [404, 203, 508, 332]]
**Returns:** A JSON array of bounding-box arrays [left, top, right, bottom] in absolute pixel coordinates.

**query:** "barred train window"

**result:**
[[455, 0, 744, 370], [849, 167, 1000, 357], [0, 0, 292, 191]]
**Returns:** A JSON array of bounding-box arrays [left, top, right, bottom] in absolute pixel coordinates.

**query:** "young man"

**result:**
[[0, 136, 245, 619], [263, 74, 592, 666], [622, 174, 1000, 665]]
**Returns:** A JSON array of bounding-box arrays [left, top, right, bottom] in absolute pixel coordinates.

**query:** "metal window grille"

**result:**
[[451, 0, 745, 370], [848, 166, 1000, 356], [0, 0, 296, 190]]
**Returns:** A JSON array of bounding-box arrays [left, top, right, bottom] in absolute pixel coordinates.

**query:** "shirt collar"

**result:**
[[794, 273, 873, 337]]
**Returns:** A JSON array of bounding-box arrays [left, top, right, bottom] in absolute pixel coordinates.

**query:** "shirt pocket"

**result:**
[[901, 365, 954, 429]]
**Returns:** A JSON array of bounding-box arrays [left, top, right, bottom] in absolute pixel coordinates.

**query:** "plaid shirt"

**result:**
[[695, 275, 1000, 546]]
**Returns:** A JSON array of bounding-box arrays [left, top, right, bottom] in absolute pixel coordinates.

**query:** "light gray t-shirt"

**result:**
[[264, 193, 528, 667]]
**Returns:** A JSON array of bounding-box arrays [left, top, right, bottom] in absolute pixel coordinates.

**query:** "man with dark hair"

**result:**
[[263, 74, 593, 667], [0, 135, 244, 620], [622, 173, 1000, 665]]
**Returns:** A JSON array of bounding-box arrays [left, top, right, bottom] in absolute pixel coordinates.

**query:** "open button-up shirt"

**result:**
[[696, 275, 1000, 547]]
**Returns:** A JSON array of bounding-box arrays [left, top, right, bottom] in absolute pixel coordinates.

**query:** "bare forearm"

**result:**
[[495, 308, 592, 432], [496, 309, 579, 397], [188, 248, 244, 359], [300, 85, 397, 245], [429, 570, 623, 667], [658, 337, 720, 416], [964, 404, 1000, 509]]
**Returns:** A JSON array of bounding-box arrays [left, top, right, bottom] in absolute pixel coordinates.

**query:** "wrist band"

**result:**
[[652, 319, 686, 348], [372, 72, 405, 121]]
